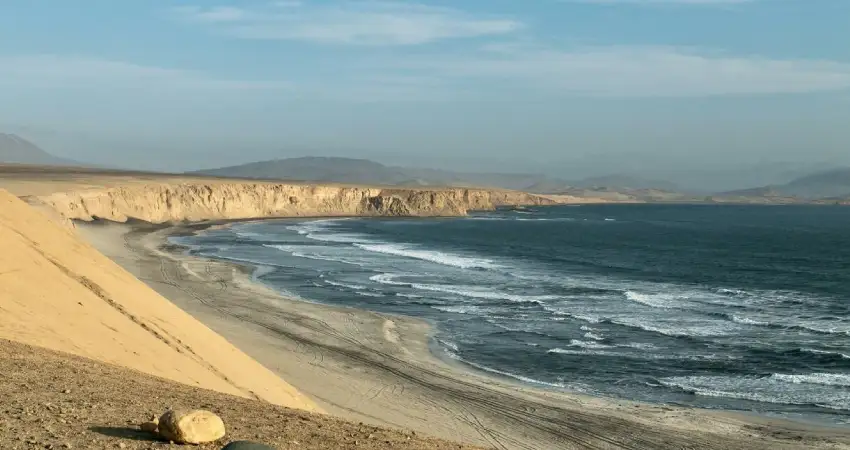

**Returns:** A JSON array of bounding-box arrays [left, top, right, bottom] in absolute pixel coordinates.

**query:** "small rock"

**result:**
[[158, 410, 225, 445], [139, 415, 159, 433], [139, 421, 159, 433], [118, 443, 126, 449], [62, 444, 72, 449], [62, 389, 71, 394], [221, 441, 277, 450]]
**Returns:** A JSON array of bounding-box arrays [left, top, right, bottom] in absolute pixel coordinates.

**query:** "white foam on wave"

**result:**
[[583, 332, 605, 341], [729, 315, 770, 326], [444, 351, 569, 389], [513, 217, 576, 222], [609, 317, 739, 337], [437, 338, 459, 352], [354, 243, 501, 270], [624, 291, 680, 309], [770, 373, 850, 387], [264, 244, 368, 267], [432, 304, 487, 315], [801, 348, 850, 360], [659, 375, 850, 411], [568, 339, 613, 349], [356, 291, 384, 298], [547, 347, 721, 361], [370, 273, 556, 304], [324, 279, 367, 290]]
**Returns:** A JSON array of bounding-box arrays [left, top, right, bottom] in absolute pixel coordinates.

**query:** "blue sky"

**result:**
[[1, 0, 849, 181]]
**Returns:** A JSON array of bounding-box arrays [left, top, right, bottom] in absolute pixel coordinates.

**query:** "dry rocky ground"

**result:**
[[0, 339, 483, 450]]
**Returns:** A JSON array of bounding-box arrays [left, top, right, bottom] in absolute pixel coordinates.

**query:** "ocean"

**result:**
[[174, 204, 850, 425]]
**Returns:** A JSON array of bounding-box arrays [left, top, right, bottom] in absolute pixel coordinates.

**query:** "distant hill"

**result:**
[[571, 174, 682, 192], [193, 157, 561, 191], [196, 157, 411, 185], [719, 168, 850, 200], [193, 157, 693, 196], [0, 133, 80, 166]]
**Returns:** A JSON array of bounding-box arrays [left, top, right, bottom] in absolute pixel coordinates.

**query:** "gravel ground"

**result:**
[[0, 339, 483, 450]]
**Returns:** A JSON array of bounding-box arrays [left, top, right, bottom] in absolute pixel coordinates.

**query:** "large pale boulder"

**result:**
[[158, 409, 226, 444]]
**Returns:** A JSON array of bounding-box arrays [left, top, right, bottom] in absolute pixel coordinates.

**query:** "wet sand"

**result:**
[[78, 220, 850, 450]]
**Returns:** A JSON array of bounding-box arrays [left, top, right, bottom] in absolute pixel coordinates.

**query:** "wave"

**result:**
[[354, 243, 501, 270], [324, 280, 367, 290], [728, 315, 770, 326], [263, 244, 368, 266], [432, 304, 488, 315], [624, 291, 679, 309], [513, 217, 575, 222], [547, 347, 725, 361], [445, 351, 569, 389], [722, 312, 850, 336], [436, 338, 459, 352], [584, 332, 605, 341], [770, 373, 850, 387], [801, 348, 850, 360], [370, 273, 557, 304], [659, 375, 850, 411], [286, 219, 373, 244], [568, 339, 613, 349], [355, 291, 384, 298], [606, 317, 739, 337]]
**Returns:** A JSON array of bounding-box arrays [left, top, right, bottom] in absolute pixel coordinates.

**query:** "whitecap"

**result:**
[[729, 315, 770, 326], [372, 274, 557, 304], [568, 339, 613, 349], [324, 280, 367, 290], [659, 375, 850, 411], [431, 305, 487, 315], [583, 332, 605, 341], [801, 348, 850, 360], [354, 243, 501, 270], [447, 353, 569, 389], [770, 373, 850, 387], [624, 291, 680, 309], [355, 291, 383, 298]]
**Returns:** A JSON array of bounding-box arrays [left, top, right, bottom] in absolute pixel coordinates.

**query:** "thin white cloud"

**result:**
[[173, 2, 521, 45], [0, 55, 289, 91], [398, 45, 850, 96]]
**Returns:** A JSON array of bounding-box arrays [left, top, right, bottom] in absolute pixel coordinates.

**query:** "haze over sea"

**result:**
[[176, 205, 850, 425]]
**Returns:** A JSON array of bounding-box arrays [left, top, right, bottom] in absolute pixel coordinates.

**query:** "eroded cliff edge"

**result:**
[[36, 182, 554, 224]]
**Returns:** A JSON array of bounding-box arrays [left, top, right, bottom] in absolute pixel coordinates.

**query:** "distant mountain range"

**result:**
[[719, 168, 850, 200], [193, 157, 683, 195], [0, 133, 81, 166]]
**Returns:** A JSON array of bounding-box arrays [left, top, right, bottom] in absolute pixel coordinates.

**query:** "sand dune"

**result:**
[[0, 188, 318, 412]]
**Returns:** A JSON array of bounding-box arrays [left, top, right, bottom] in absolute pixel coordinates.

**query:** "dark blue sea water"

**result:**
[[175, 204, 850, 425]]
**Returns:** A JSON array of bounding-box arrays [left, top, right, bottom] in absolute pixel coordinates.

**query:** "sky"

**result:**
[[1, 0, 849, 184]]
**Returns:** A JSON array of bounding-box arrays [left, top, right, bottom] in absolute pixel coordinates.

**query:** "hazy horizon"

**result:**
[[2, 1, 849, 191]]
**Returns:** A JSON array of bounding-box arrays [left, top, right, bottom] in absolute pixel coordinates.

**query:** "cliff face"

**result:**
[[37, 182, 553, 224]]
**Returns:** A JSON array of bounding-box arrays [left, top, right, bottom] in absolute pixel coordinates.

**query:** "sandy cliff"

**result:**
[[36, 182, 553, 224], [0, 188, 319, 412]]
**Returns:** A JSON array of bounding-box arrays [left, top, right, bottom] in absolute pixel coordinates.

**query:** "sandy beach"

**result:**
[[76, 219, 850, 450]]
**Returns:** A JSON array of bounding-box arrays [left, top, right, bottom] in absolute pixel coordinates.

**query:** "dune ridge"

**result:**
[[0, 188, 319, 412], [35, 182, 554, 224]]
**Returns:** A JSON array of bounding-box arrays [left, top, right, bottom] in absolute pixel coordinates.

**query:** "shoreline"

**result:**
[[169, 217, 850, 428], [76, 218, 850, 449]]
